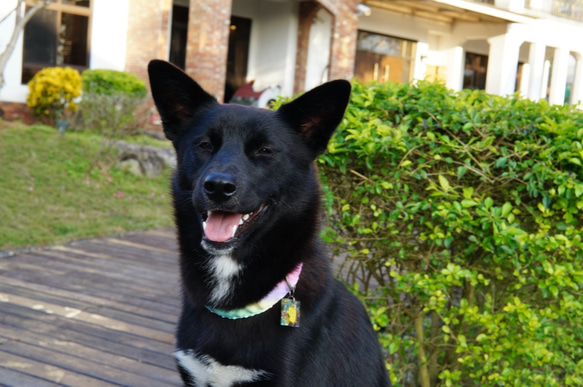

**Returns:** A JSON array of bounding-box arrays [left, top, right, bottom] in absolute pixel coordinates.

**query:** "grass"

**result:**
[[0, 123, 174, 250]]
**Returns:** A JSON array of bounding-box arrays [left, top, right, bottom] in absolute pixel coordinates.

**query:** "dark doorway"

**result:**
[[463, 52, 488, 90], [225, 16, 251, 102], [169, 5, 189, 70]]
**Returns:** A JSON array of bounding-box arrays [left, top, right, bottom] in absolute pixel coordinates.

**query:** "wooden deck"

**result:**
[[0, 229, 183, 386]]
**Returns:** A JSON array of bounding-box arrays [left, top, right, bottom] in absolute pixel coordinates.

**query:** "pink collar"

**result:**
[[206, 263, 303, 319]]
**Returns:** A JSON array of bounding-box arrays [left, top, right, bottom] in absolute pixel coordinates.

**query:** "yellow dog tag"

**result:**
[[281, 298, 300, 327]]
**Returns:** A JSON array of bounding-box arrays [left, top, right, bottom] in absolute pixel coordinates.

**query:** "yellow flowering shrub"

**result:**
[[26, 67, 82, 122]]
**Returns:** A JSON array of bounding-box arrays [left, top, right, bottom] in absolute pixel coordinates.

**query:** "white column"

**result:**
[[527, 42, 547, 101], [486, 31, 523, 96], [413, 41, 429, 82], [571, 52, 583, 106], [445, 45, 464, 91], [548, 47, 570, 105]]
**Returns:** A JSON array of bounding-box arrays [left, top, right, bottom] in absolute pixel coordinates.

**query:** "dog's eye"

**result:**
[[198, 141, 213, 151], [256, 147, 273, 156]]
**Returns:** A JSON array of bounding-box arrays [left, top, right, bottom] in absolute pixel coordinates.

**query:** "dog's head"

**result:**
[[148, 60, 350, 255]]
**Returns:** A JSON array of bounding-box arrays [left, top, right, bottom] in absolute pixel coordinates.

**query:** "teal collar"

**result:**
[[206, 263, 303, 320]]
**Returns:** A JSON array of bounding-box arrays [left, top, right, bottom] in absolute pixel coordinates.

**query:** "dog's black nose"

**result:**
[[203, 173, 237, 200]]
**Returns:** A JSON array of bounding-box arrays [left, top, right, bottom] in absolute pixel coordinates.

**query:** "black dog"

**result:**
[[148, 60, 390, 387]]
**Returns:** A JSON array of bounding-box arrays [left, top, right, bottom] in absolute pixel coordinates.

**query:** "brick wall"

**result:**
[[0, 102, 34, 124], [319, 0, 359, 81], [125, 0, 172, 82], [123, 0, 172, 131], [294, 0, 358, 94], [184, 0, 232, 102]]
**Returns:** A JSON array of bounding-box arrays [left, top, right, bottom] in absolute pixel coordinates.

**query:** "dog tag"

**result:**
[[281, 298, 300, 328]]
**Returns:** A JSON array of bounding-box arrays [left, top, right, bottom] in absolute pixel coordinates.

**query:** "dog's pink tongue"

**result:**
[[204, 211, 242, 242]]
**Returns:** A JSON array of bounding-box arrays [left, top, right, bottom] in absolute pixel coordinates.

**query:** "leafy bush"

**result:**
[[81, 69, 147, 98], [318, 81, 583, 386], [75, 69, 148, 135], [26, 66, 82, 123]]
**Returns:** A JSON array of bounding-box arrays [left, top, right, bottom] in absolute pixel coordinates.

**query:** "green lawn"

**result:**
[[0, 124, 174, 249]]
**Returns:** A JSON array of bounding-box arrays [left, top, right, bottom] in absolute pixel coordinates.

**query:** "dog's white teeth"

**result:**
[[231, 225, 238, 238], [238, 213, 251, 226], [203, 221, 207, 231]]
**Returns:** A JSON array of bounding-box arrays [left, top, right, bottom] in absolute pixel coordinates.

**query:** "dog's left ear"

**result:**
[[277, 80, 351, 156]]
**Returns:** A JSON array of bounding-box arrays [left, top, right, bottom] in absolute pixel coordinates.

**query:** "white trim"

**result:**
[[432, 0, 535, 24]]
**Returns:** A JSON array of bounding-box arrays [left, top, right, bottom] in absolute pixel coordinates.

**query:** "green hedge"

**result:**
[[81, 69, 147, 98], [318, 81, 583, 386]]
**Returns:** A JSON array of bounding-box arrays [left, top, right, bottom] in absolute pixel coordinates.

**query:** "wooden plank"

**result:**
[[1, 292, 173, 342], [0, 283, 176, 339], [127, 229, 178, 250], [0, 275, 179, 324], [0, 229, 184, 386], [1, 250, 179, 306], [0, 351, 120, 386], [42, 247, 179, 283], [104, 237, 177, 254], [0, 257, 179, 324], [0, 326, 180, 385], [0, 340, 178, 386], [1, 303, 175, 363], [0, 275, 177, 326], [0, 366, 62, 387], [0, 267, 177, 322]]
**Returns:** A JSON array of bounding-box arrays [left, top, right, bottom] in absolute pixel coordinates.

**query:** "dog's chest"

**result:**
[[176, 350, 270, 386], [206, 253, 241, 305]]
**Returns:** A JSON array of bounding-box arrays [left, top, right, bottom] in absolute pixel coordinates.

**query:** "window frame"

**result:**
[[22, 0, 92, 83]]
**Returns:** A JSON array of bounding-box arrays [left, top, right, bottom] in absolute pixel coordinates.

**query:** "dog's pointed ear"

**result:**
[[277, 80, 351, 157], [148, 60, 217, 141]]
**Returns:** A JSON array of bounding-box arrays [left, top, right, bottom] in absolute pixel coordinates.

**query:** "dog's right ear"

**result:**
[[148, 60, 217, 141]]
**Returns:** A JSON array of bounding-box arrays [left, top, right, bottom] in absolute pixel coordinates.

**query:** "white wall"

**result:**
[[90, 0, 130, 71], [0, 0, 27, 103], [232, 0, 298, 97], [0, 0, 131, 103], [305, 8, 332, 90]]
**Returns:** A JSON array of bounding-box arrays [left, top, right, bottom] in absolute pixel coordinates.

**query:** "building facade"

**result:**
[[1, 0, 582, 112]]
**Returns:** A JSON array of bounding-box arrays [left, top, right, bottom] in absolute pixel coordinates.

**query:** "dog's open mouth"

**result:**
[[202, 204, 267, 243]]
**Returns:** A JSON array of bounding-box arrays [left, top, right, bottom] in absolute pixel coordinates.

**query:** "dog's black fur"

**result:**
[[148, 60, 390, 387]]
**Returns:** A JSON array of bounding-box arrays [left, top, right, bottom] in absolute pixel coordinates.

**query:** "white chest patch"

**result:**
[[207, 254, 241, 305], [176, 350, 270, 386]]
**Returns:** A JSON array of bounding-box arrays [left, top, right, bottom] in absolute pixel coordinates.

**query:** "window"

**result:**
[[354, 31, 416, 84], [22, 0, 91, 83]]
